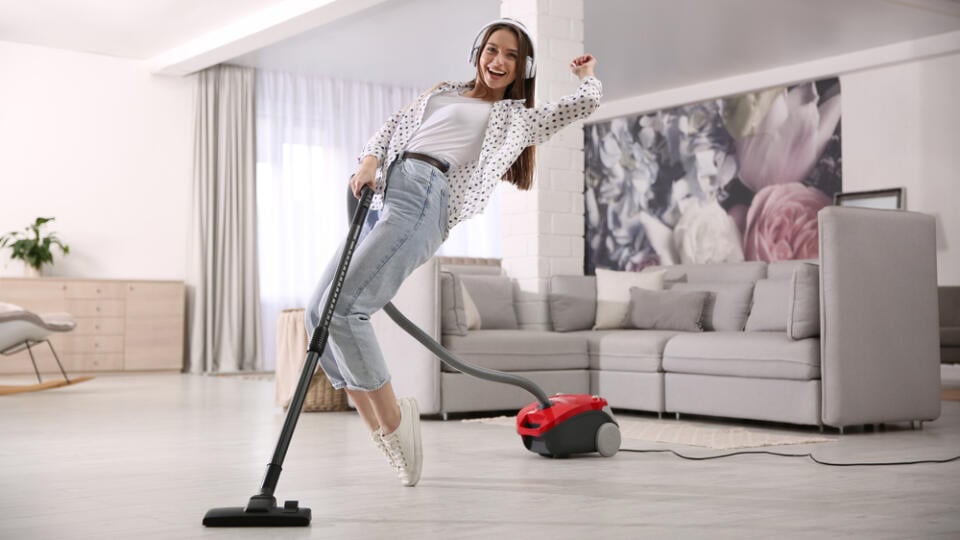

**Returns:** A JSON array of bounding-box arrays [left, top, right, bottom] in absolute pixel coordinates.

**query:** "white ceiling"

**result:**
[[2, 0, 960, 101], [0, 0, 284, 58]]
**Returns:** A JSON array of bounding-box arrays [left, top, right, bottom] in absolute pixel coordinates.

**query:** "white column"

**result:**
[[499, 0, 585, 330]]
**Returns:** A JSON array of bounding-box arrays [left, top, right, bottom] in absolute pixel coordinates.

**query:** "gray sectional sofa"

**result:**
[[370, 207, 942, 430]]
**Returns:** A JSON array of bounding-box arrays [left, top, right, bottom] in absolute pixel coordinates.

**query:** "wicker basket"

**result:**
[[276, 308, 349, 412], [300, 371, 349, 412]]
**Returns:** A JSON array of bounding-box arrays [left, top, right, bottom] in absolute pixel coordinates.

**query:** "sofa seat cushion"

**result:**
[[440, 330, 588, 372], [941, 327, 960, 346], [570, 329, 683, 372], [662, 332, 820, 380]]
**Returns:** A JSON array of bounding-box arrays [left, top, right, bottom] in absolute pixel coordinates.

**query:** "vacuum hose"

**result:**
[[347, 185, 553, 410], [381, 302, 552, 409]]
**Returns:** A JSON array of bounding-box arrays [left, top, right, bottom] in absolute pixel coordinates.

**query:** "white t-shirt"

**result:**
[[404, 92, 492, 171]]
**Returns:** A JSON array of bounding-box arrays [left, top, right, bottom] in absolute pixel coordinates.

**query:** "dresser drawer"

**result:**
[[64, 299, 124, 317], [63, 281, 125, 299], [72, 317, 125, 335], [0, 279, 66, 311], [51, 334, 124, 354], [77, 353, 124, 371]]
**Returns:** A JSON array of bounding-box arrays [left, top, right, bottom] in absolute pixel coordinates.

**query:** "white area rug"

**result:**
[[463, 415, 836, 450]]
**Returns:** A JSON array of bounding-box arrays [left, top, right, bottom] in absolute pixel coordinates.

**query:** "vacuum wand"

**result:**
[[202, 186, 374, 527], [260, 185, 374, 495]]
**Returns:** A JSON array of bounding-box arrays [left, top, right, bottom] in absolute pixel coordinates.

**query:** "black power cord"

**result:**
[[619, 447, 960, 466]]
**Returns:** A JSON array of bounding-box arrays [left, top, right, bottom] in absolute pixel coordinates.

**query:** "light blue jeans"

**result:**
[[305, 157, 449, 391]]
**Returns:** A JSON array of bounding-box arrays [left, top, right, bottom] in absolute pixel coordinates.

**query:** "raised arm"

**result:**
[[516, 55, 602, 147]]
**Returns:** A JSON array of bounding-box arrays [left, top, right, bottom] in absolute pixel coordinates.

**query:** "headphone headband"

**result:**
[[468, 17, 536, 80]]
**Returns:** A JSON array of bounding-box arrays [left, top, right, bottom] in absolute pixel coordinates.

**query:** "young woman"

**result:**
[[306, 18, 601, 487]]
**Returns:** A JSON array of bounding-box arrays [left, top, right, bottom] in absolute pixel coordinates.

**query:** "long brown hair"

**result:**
[[471, 23, 536, 191]]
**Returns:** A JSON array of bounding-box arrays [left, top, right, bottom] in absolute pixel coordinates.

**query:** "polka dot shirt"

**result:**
[[359, 76, 603, 237]]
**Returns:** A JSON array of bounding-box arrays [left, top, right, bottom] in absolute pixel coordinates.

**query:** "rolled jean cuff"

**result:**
[[338, 375, 391, 392]]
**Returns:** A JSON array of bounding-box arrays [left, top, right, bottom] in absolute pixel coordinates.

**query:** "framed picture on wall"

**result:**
[[834, 188, 905, 210]]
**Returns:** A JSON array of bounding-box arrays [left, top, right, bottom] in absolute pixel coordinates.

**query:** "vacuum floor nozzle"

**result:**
[[203, 498, 311, 527]]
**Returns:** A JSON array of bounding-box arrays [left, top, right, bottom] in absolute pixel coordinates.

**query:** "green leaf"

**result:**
[[0, 216, 69, 271]]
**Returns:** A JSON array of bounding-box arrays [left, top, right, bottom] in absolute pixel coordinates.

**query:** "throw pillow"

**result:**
[[462, 280, 481, 330], [787, 263, 820, 339], [548, 275, 597, 332], [438, 271, 467, 335], [594, 268, 666, 329], [460, 275, 519, 330], [744, 279, 791, 332], [625, 287, 709, 332], [671, 281, 754, 331]]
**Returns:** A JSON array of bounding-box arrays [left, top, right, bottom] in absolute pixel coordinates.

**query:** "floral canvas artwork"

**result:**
[[584, 78, 841, 274]]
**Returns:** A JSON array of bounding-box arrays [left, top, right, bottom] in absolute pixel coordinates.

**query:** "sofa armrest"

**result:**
[[818, 207, 941, 427], [370, 257, 443, 414]]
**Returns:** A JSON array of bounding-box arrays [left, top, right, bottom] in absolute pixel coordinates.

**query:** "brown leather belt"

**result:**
[[402, 151, 449, 173]]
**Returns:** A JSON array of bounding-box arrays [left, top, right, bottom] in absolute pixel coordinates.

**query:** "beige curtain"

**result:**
[[186, 64, 262, 373]]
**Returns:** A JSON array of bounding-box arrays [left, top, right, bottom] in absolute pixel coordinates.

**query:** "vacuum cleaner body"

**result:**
[[517, 394, 621, 458]]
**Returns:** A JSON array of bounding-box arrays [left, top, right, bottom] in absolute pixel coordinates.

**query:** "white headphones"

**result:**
[[468, 17, 536, 80]]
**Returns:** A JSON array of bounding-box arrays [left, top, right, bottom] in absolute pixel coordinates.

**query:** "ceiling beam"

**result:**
[[149, 0, 389, 76]]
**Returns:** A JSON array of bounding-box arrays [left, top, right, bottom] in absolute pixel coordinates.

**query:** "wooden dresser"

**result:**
[[0, 278, 185, 373]]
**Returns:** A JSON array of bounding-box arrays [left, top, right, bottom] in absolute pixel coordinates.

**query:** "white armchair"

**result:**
[[0, 302, 90, 393]]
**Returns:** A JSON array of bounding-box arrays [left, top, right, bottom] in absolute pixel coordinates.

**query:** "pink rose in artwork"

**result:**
[[744, 183, 831, 262]]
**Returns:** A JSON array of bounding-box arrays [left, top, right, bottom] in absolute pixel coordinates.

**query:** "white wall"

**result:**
[[0, 41, 195, 281], [592, 33, 960, 285], [842, 51, 960, 285]]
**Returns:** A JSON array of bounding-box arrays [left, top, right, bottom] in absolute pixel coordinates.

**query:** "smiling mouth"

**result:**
[[487, 68, 506, 78]]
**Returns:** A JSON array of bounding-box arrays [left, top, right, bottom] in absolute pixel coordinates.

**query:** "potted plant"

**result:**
[[0, 217, 70, 278]]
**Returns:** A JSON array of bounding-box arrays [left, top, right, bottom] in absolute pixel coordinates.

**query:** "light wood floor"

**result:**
[[1, 372, 959, 540]]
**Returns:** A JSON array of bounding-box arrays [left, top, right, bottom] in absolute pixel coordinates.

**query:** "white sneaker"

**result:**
[[372, 429, 396, 470], [381, 397, 423, 486]]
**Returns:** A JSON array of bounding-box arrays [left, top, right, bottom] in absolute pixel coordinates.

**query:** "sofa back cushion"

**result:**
[[439, 271, 468, 336], [671, 281, 754, 331], [644, 261, 767, 283], [594, 268, 666, 329], [744, 279, 791, 332], [438, 258, 503, 335], [460, 275, 519, 330], [549, 275, 597, 332], [767, 259, 817, 280], [787, 263, 820, 339]]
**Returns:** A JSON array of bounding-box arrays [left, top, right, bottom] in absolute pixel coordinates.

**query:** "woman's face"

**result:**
[[478, 28, 521, 94]]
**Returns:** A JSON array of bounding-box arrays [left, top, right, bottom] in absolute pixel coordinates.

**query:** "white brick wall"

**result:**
[[499, 0, 585, 331]]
